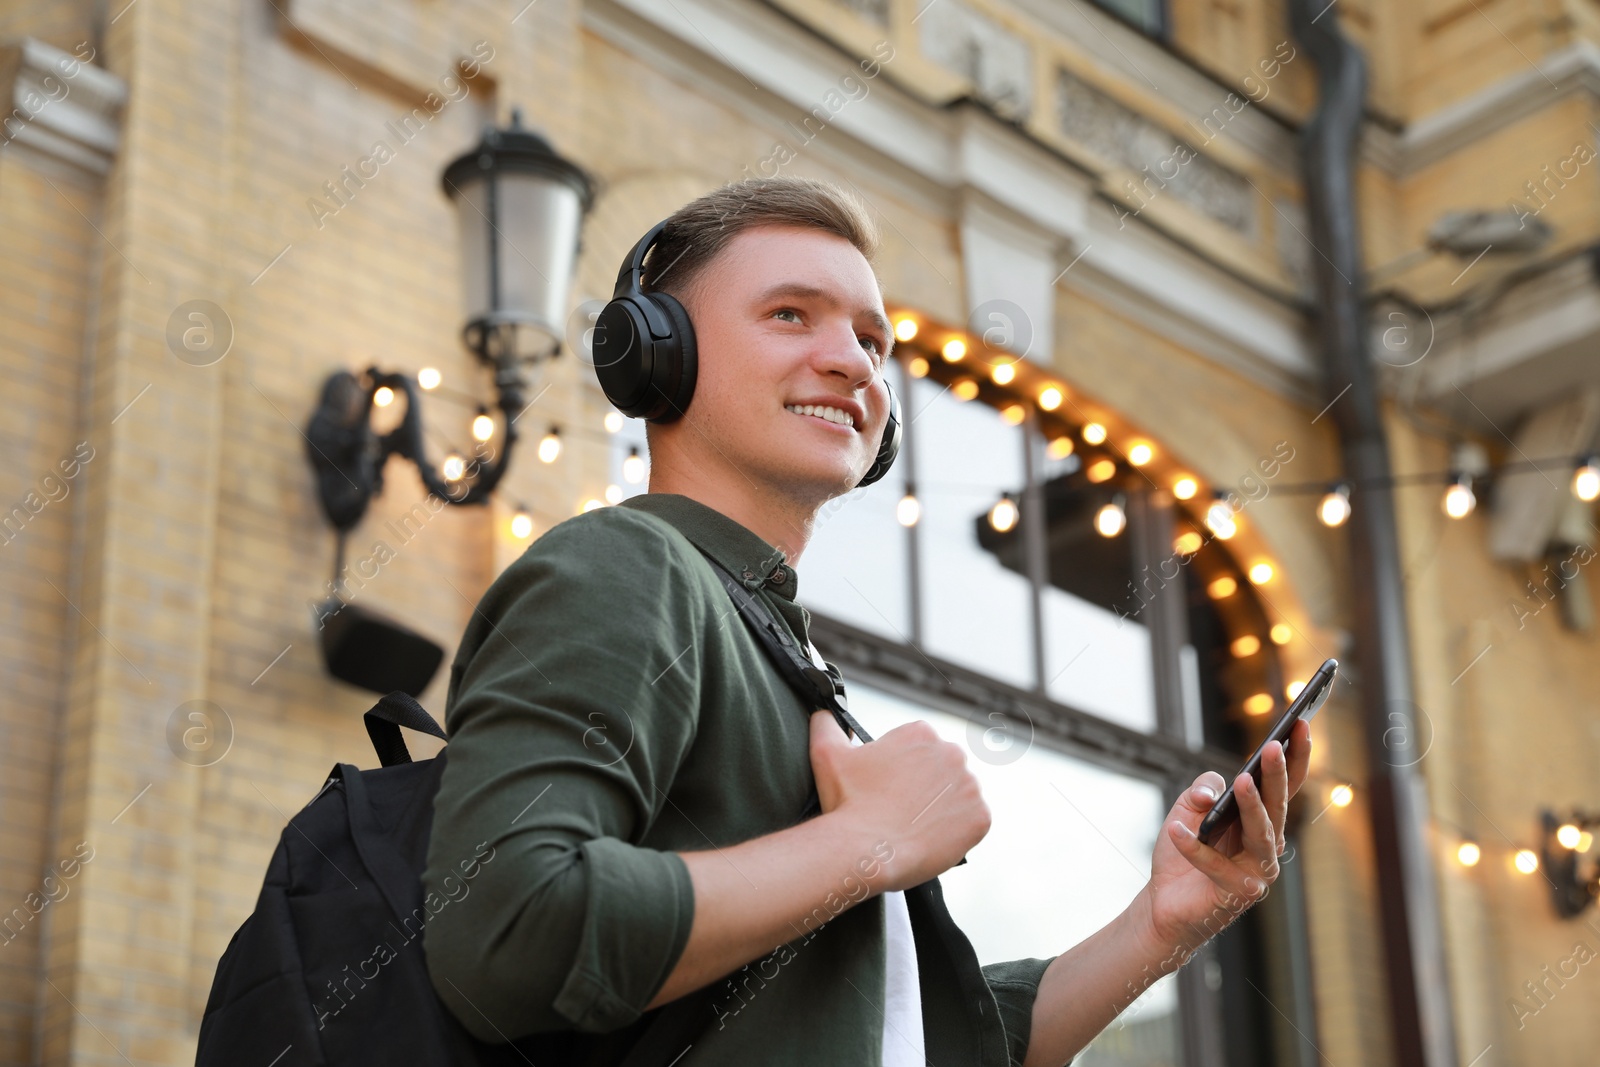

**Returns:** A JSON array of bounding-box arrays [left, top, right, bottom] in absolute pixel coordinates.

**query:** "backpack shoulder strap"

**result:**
[[690, 546, 873, 743], [364, 690, 447, 767]]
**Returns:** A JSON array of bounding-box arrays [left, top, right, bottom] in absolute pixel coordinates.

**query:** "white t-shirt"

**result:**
[[806, 641, 925, 1065]]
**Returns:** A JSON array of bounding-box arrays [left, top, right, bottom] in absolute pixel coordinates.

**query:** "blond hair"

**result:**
[[642, 177, 880, 303]]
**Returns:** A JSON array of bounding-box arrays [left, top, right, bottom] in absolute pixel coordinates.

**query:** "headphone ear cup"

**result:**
[[856, 377, 901, 489], [644, 291, 698, 424]]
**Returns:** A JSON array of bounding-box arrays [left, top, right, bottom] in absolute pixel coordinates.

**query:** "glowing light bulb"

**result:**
[[623, 446, 646, 484], [1207, 576, 1238, 599], [953, 379, 980, 401], [1578, 831, 1594, 853], [1231, 635, 1261, 658], [1094, 499, 1126, 537], [894, 318, 918, 342], [1127, 442, 1154, 466], [1249, 562, 1274, 584], [442, 454, 466, 481], [1443, 476, 1475, 519], [1457, 841, 1481, 867], [373, 386, 395, 407], [1038, 386, 1063, 410], [1573, 458, 1600, 502], [1330, 784, 1354, 808], [1514, 849, 1539, 874], [1082, 422, 1107, 445], [1244, 692, 1274, 716], [581, 498, 604, 512], [1173, 531, 1203, 555], [1319, 484, 1352, 527], [1048, 436, 1075, 459], [472, 413, 495, 442], [989, 494, 1019, 533], [418, 367, 441, 390], [991, 362, 1016, 386], [1270, 622, 1293, 645], [1001, 403, 1026, 425], [941, 338, 966, 362], [1557, 823, 1582, 849], [1086, 458, 1117, 483], [1286, 679, 1306, 699], [604, 484, 623, 504], [1205, 499, 1237, 539], [510, 511, 534, 539], [538, 428, 562, 464], [909, 356, 930, 378], [897, 493, 921, 527], [604, 411, 624, 433], [1173, 477, 1198, 500]]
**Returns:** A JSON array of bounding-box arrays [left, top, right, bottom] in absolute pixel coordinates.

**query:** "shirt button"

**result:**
[[768, 566, 787, 584], [741, 569, 756, 581]]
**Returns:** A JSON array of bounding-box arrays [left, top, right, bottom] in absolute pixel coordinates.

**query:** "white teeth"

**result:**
[[786, 404, 854, 428]]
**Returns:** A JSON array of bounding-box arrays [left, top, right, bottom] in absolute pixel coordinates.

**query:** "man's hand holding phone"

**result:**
[[1129, 660, 1331, 965]]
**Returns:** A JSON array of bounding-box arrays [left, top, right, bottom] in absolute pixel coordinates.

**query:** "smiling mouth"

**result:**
[[784, 403, 857, 432]]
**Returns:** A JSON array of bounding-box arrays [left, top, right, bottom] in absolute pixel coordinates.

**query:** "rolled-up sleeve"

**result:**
[[983, 956, 1062, 1066], [421, 508, 705, 1043]]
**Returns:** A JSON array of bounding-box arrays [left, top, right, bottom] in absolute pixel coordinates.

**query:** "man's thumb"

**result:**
[[809, 708, 848, 749]]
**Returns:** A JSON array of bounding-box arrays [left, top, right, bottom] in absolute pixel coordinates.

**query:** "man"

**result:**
[[421, 176, 1311, 1066]]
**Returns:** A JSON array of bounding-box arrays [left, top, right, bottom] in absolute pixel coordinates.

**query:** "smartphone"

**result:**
[[1195, 657, 1338, 846]]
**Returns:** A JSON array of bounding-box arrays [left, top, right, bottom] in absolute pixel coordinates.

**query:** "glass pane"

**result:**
[[494, 172, 582, 336], [843, 680, 1180, 1062], [795, 438, 910, 641], [911, 376, 1033, 689], [1091, 0, 1163, 35]]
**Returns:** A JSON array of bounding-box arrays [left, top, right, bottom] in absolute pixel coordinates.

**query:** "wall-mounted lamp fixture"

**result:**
[[302, 109, 593, 696], [1541, 809, 1600, 918]]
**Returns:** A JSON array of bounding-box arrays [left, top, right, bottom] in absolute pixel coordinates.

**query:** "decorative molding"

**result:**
[[0, 38, 126, 176], [916, 0, 1033, 121]]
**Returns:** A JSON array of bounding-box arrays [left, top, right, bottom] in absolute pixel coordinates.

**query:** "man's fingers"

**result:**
[[1175, 771, 1228, 819], [1259, 740, 1289, 845], [1167, 819, 1264, 906], [1233, 771, 1279, 880], [1286, 719, 1313, 798]]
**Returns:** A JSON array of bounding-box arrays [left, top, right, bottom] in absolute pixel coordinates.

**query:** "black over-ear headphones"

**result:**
[[590, 219, 901, 490]]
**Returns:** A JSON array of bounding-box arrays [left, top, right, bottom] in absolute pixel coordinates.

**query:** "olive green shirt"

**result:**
[[422, 492, 1057, 1065]]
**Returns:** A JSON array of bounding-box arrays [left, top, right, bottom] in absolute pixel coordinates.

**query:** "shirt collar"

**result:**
[[618, 493, 800, 602]]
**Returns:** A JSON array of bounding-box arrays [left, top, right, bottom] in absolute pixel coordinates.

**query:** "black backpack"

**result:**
[[195, 548, 876, 1066]]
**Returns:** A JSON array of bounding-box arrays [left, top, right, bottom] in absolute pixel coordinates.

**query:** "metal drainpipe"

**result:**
[[1286, 3, 1460, 1065]]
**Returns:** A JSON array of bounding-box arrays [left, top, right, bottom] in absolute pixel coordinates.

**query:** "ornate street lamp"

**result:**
[[302, 110, 593, 696], [305, 108, 594, 531]]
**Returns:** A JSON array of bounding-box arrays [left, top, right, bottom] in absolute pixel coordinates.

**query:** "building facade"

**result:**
[[1, 0, 1597, 1064]]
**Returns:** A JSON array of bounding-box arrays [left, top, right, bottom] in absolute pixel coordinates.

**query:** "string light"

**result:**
[[1244, 692, 1274, 716], [1086, 458, 1117, 483], [442, 453, 466, 481], [1442, 475, 1476, 519], [897, 492, 921, 527], [1172, 476, 1197, 500], [1047, 436, 1075, 459], [623, 446, 646, 484], [1094, 494, 1127, 537], [1038, 386, 1064, 410], [909, 355, 930, 378], [1330, 783, 1354, 808], [374, 386, 395, 407], [1270, 622, 1293, 645], [604, 411, 624, 433], [1318, 483, 1352, 527], [472, 411, 495, 442], [1578, 831, 1595, 853], [510, 509, 534, 539], [941, 338, 966, 362], [1127, 442, 1154, 466], [953, 379, 980, 401], [1557, 823, 1583, 849], [894, 317, 918, 341], [1205, 495, 1238, 539], [538, 427, 563, 463], [1231, 635, 1261, 658], [1082, 422, 1107, 445], [1000, 403, 1026, 425], [1574, 456, 1600, 502], [1457, 841, 1481, 867], [1249, 561, 1274, 584], [1174, 530, 1203, 555], [604, 484, 623, 504], [1286, 679, 1306, 698], [989, 492, 1019, 533], [1514, 849, 1539, 874], [1207, 576, 1238, 599], [418, 367, 441, 390], [581, 498, 604, 512], [991, 362, 1016, 386]]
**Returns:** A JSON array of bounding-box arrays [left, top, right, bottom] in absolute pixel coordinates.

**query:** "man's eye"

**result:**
[[859, 336, 883, 356], [773, 308, 801, 323]]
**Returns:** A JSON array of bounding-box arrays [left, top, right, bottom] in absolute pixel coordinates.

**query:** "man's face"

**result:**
[[665, 223, 893, 504]]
